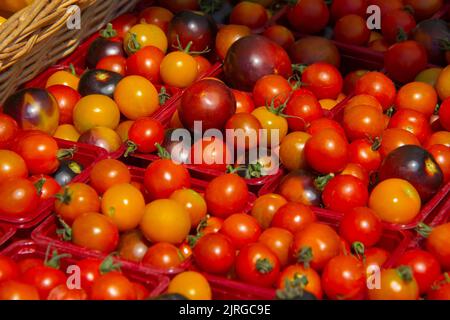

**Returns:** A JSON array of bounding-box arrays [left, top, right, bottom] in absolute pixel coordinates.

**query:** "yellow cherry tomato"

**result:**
[[124, 24, 168, 55], [101, 183, 146, 232], [436, 65, 450, 100], [114, 76, 159, 120], [160, 51, 198, 88], [73, 95, 120, 133], [251, 106, 288, 148], [168, 271, 212, 300], [279, 131, 311, 171], [170, 189, 207, 228], [140, 199, 191, 244], [415, 67, 442, 87], [53, 124, 80, 142], [116, 120, 134, 142], [46, 70, 79, 90], [369, 178, 421, 224]]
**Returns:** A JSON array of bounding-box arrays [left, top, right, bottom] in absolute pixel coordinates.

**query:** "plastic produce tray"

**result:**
[[0, 223, 16, 249], [0, 240, 169, 298], [0, 139, 107, 229], [32, 166, 257, 276]]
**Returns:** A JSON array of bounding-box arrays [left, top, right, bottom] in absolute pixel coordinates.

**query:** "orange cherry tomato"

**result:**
[[0, 150, 27, 180], [368, 267, 419, 300], [170, 189, 207, 228], [160, 51, 198, 88], [395, 82, 438, 117], [167, 271, 212, 300], [250, 193, 287, 229], [73, 95, 120, 134], [258, 227, 294, 267], [46, 70, 79, 90]]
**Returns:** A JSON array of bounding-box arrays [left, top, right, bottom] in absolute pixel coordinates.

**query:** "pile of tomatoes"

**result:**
[[0, 0, 449, 301]]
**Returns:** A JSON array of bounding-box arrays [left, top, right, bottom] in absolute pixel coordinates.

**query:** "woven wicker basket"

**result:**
[[0, 0, 140, 105]]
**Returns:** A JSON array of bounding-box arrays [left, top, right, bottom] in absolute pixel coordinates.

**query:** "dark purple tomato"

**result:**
[[178, 79, 236, 132], [86, 37, 124, 69], [277, 170, 321, 207], [412, 19, 450, 66], [288, 36, 341, 68], [53, 160, 83, 187], [379, 145, 443, 202], [168, 10, 217, 53], [3, 88, 59, 135], [77, 69, 123, 98], [224, 35, 292, 91]]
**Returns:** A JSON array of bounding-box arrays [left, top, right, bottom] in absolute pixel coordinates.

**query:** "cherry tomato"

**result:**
[[140, 199, 191, 244], [215, 24, 251, 61], [330, 0, 366, 20], [55, 183, 100, 225], [190, 137, 231, 172], [426, 131, 450, 148], [334, 14, 370, 45], [235, 243, 281, 287], [368, 0, 403, 16], [96, 55, 127, 76], [348, 139, 381, 173], [201, 216, 224, 235], [277, 264, 323, 299], [321, 254, 366, 300], [397, 249, 442, 294], [381, 10, 416, 44], [271, 202, 316, 234], [167, 271, 211, 300], [385, 41, 428, 84], [250, 193, 287, 229], [142, 242, 183, 270], [30, 175, 60, 200], [46, 70, 79, 90], [427, 274, 450, 300], [75, 258, 103, 294], [193, 233, 236, 274], [252, 107, 288, 148], [23, 263, 66, 299], [368, 267, 419, 300], [284, 89, 323, 131], [127, 117, 165, 154], [277, 170, 321, 206], [230, 1, 268, 30], [0, 178, 38, 217], [194, 55, 212, 79], [369, 178, 421, 224], [17, 258, 43, 275], [423, 222, 450, 270], [139, 6, 174, 33], [78, 126, 122, 153], [343, 104, 385, 141], [306, 118, 345, 138], [439, 98, 450, 131], [287, 0, 330, 34], [339, 207, 383, 247], [0, 256, 18, 283], [263, 25, 294, 50], [225, 113, 262, 150], [279, 132, 311, 171], [0, 150, 27, 181], [379, 128, 421, 159], [427, 144, 450, 183], [91, 271, 136, 300], [117, 230, 149, 263], [124, 24, 167, 55], [395, 82, 438, 117], [305, 128, 349, 174], [0, 280, 39, 300], [289, 37, 340, 68], [170, 189, 207, 228], [220, 213, 261, 249], [126, 46, 164, 83], [205, 174, 248, 219], [47, 85, 80, 125], [73, 95, 120, 134], [436, 65, 450, 101], [116, 120, 134, 142], [253, 74, 291, 108], [388, 109, 431, 144], [47, 285, 88, 300], [144, 159, 191, 200], [160, 51, 198, 88], [258, 228, 293, 267], [0, 114, 18, 149], [89, 159, 131, 195], [404, 0, 444, 20], [111, 13, 138, 38], [53, 124, 80, 142], [355, 72, 396, 110], [341, 163, 369, 186], [322, 175, 369, 213], [301, 63, 343, 100], [72, 212, 119, 253]]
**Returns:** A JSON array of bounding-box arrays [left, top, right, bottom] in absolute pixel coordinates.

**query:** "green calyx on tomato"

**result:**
[[351, 241, 366, 263], [186, 217, 209, 247], [226, 163, 264, 179], [100, 23, 118, 39], [296, 246, 313, 269], [314, 173, 335, 191], [172, 35, 211, 55], [99, 254, 122, 274], [44, 246, 71, 270], [126, 33, 142, 54], [56, 217, 73, 241], [276, 274, 314, 300], [199, 0, 224, 14], [159, 87, 171, 105], [256, 258, 274, 274], [415, 222, 433, 238], [56, 148, 76, 161], [34, 178, 47, 196], [395, 265, 414, 283], [156, 143, 171, 159]]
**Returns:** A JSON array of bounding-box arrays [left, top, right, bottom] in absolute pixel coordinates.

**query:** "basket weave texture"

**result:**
[[0, 0, 139, 104]]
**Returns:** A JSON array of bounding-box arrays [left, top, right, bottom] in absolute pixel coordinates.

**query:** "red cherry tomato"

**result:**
[[96, 55, 127, 76], [330, 0, 366, 20], [355, 72, 396, 110], [0, 178, 39, 217], [439, 98, 450, 131], [334, 14, 370, 46], [287, 0, 330, 34], [0, 256, 19, 283], [139, 6, 174, 33], [381, 10, 416, 44], [306, 118, 346, 138], [253, 74, 292, 108], [126, 46, 165, 83], [322, 175, 369, 213], [232, 89, 255, 114], [29, 175, 60, 200], [427, 144, 450, 184], [271, 202, 316, 234], [301, 62, 343, 100], [111, 13, 138, 38], [388, 109, 432, 144], [348, 139, 381, 173], [285, 89, 324, 131], [343, 104, 385, 141], [220, 213, 262, 249], [90, 271, 136, 300], [127, 117, 165, 154], [23, 263, 66, 299], [193, 233, 236, 274], [339, 207, 383, 247], [47, 85, 81, 125]]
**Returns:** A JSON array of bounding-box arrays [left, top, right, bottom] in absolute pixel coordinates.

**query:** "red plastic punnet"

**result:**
[[0, 240, 169, 298], [0, 139, 107, 229], [0, 224, 16, 248], [189, 209, 412, 300], [32, 166, 257, 276]]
